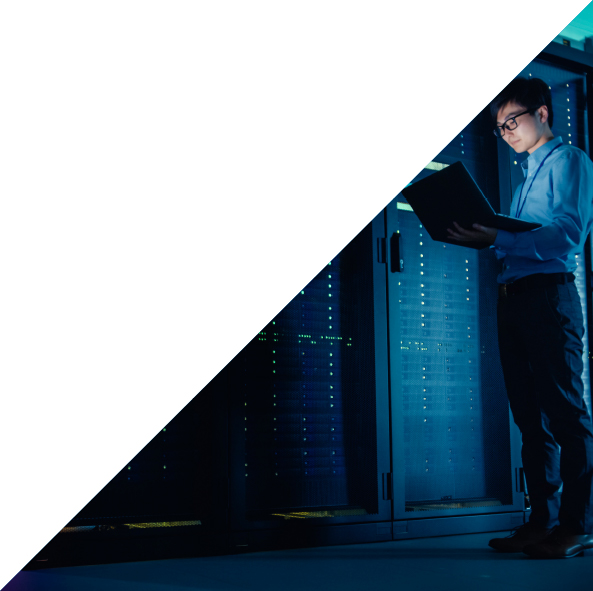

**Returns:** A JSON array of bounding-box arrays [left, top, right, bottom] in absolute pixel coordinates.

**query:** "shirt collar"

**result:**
[[521, 136, 563, 171]]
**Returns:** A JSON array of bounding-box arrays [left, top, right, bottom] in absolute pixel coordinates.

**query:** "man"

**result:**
[[447, 76, 593, 559]]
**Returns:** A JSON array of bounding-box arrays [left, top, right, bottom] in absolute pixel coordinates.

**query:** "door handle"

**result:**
[[390, 232, 402, 273]]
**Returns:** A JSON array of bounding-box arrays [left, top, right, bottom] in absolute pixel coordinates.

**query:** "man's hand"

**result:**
[[447, 221, 498, 245]]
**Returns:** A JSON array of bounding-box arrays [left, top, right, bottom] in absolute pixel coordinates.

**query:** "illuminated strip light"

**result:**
[[60, 520, 202, 533], [269, 509, 367, 520], [424, 161, 449, 171]]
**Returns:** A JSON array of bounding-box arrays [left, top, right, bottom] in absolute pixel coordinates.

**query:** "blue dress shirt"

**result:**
[[493, 136, 593, 284]]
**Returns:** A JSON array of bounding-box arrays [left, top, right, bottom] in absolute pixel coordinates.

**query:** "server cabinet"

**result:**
[[227, 213, 392, 547], [387, 108, 526, 529]]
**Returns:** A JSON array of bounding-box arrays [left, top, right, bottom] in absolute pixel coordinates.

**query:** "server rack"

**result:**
[[386, 108, 526, 539], [226, 214, 394, 550], [385, 55, 593, 535]]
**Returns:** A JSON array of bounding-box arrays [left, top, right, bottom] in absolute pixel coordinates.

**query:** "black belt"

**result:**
[[498, 272, 575, 298]]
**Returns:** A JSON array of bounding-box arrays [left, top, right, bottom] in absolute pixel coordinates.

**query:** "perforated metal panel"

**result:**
[[391, 109, 516, 516], [232, 224, 382, 522], [396, 207, 513, 511]]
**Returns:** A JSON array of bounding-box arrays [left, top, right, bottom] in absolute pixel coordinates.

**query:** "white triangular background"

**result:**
[[2, 0, 592, 587]]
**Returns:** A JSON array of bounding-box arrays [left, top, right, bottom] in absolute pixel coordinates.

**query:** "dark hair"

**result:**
[[490, 76, 554, 128]]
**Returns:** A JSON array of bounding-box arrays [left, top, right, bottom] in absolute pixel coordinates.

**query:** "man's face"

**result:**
[[496, 100, 550, 154]]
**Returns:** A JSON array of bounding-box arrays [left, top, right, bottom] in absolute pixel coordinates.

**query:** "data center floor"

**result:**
[[6, 532, 592, 591]]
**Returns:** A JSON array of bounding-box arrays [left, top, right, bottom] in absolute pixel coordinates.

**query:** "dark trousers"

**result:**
[[497, 280, 593, 534]]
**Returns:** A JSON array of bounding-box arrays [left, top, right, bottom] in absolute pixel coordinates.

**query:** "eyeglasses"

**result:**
[[493, 110, 533, 138]]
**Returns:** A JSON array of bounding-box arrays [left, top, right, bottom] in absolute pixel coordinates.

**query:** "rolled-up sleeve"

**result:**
[[493, 151, 593, 261]]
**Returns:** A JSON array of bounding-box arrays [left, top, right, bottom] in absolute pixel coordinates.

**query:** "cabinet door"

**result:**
[[228, 213, 392, 532], [387, 114, 524, 521]]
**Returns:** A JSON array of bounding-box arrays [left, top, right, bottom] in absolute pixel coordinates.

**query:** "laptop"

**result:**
[[400, 161, 541, 250]]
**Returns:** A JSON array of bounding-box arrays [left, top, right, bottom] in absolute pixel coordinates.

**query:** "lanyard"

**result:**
[[515, 143, 562, 218]]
